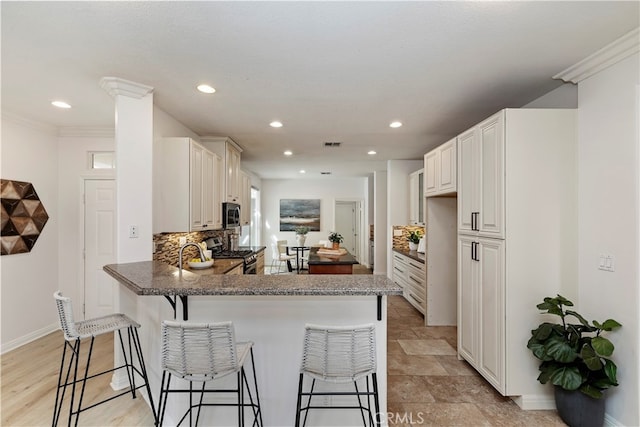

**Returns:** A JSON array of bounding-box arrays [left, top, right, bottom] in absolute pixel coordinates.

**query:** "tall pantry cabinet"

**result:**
[[457, 109, 577, 400]]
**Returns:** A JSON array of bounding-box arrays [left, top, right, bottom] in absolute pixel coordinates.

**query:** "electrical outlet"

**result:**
[[179, 236, 187, 246], [393, 229, 403, 237], [129, 225, 138, 238]]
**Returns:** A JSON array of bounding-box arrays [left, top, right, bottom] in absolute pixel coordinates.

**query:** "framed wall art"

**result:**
[[279, 199, 320, 231]]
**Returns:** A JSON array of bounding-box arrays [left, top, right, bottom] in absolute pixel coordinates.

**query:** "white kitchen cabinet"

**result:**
[[458, 235, 505, 393], [240, 170, 251, 226], [392, 251, 425, 315], [457, 112, 504, 238], [456, 108, 578, 400], [154, 137, 222, 233], [201, 136, 243, 204], [424, 138, 457, 197], [408, 169, 424, 225]]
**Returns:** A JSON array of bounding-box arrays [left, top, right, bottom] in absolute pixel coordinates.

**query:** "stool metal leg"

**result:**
[[372, 373, 380, 427], [131, 327, 158, 425], [295, 373, 304, 427]]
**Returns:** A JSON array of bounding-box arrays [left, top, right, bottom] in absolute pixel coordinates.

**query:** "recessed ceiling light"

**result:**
[[270, 121, 283, 128], [368, 150, 377, 155], [51, 101, 71, 109], [197, 84, 216, 94], [284, 150, 293, 156], [299, 170, 306, 174], [389, 121, 402, 128]]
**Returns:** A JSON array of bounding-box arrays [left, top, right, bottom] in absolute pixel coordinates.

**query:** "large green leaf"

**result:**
[[591, 336, 614, 357], [531, 323, 555, 340], [580, 344, 603, 371], [579, 384, 603, 399], [527, 338, 551, 361], [545, 336, 578, 363], [555, 295, 574, 306], [549, 366, 583, 390], [596, 319, 622, 332], [603, 359, 618, 385]]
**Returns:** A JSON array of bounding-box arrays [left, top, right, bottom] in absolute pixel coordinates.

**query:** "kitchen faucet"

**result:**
[[178, 242, 206, 272]]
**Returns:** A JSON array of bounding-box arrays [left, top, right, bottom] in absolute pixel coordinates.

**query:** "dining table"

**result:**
[[286, 245, 310, 272]]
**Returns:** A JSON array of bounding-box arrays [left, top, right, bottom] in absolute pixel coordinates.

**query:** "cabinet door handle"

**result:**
[[471, 241, 480, 262], [475, 242, 480, 262]]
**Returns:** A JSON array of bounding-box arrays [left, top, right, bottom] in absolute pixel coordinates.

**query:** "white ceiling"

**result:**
[[2, 2, 638, 179]]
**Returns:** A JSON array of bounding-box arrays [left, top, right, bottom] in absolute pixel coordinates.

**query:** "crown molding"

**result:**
[[1, 111, 58, 135], [554, 28, 639, 84], [99, 77, 154, 99], [200, 135, 243, 152], [57, 127, 115, 138]]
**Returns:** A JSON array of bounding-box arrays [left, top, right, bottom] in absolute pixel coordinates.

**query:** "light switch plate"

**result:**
[[598, 254, 615, 272], [393, 229, 403, 236]]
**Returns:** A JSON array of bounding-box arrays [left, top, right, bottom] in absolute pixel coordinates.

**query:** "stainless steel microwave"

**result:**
[[222, 202, 241, 228]]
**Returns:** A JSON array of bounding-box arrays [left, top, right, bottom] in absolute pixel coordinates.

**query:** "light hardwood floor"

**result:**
[[2, 296, 565, 426]]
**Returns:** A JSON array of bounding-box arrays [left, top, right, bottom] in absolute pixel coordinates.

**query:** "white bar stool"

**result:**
[[295, 323, 380, 426], [158, 320, 263, 427], [52, 290, 156, 426]]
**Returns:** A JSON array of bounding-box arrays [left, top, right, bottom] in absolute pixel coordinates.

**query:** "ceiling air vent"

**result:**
[[320, 171, 332, 175], [323, 142, 342, 147]]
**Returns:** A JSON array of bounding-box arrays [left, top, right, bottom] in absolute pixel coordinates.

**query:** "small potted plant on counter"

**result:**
[[527, 294, 621, 427], [294, 226, 310, 246], [407, 230, 422, 251], [328, 232, 343, 249]]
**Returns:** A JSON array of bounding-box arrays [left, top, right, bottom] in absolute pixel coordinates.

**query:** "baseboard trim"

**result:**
[[512, 394, 556, 410], [1, 323, 59, 354], [604, 413, 622, 427]]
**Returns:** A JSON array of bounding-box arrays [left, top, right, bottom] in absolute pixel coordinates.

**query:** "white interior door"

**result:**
[[335, 201, 359, 260], [84, 179, 116, 319]]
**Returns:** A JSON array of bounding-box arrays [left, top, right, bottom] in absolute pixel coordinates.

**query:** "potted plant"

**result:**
[[527, 295, 622, 427], [328, 232, 343, 249], [294, 226, 310, 246], [407, 230, 422, 251]]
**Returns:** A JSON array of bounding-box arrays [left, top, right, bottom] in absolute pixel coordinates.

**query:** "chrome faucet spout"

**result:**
[[178, 242, 206, 272]]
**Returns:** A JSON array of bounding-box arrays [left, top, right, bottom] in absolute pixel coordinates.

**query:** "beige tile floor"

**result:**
[[386, 295, 566, 426]]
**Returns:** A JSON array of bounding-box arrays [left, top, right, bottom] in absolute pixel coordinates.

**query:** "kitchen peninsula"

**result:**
[[104, 261, 401, 426]]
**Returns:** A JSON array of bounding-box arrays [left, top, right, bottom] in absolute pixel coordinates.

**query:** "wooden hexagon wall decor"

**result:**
[[1, 179, 49, 255]]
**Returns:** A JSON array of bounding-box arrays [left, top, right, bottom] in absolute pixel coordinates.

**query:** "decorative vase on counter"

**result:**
[[409, 242, 418, 251], [296, 234, 306, 247], [332, 242, 340, 250]]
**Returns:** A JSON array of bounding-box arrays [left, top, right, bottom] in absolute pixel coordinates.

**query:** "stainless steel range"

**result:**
[[205, 237, 257, 274]]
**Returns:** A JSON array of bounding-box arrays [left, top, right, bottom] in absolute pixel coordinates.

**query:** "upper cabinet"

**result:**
[[457, 112, 505, 238], [424, 137, 457, 198], [154, 137, 222, 233], [409, 169, 424, 225], [201, 136, 243, 204], [240, 170, 251, 226]]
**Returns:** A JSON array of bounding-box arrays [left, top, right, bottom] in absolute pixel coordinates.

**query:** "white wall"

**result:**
[[522, 83, 578, 108], [261, 177, 368, 264], [1, 114, 59, 351], [386, 160, 423, 277], [577, 53, 639, 426]]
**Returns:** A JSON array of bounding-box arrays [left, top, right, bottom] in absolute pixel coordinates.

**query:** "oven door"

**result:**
[[244, 261, 257, 275]]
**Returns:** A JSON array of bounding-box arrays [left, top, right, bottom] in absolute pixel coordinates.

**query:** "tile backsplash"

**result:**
[[392, 225, 425, 251], [154, 229, 234, 266]]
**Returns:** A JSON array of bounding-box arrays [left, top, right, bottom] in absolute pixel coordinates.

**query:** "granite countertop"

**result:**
[[392, 247, 426, 264], [186, 258, 243, 275], [104, 261, 402, 297]]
